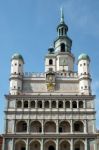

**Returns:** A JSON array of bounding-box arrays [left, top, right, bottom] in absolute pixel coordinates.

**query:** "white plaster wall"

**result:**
[[56, 55, 74, 72], [79, 79, 91, 94], [11, 59, 23, 75], [78, 59, 90, 76]]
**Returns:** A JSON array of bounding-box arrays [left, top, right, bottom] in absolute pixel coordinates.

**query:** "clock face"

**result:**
[[59, 57, 67, 66]]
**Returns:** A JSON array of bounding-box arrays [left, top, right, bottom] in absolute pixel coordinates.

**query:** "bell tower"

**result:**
[[45, 8, 75, 73]]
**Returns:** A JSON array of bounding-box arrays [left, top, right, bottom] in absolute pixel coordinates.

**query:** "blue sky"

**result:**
[[0, 0, 99, 133]]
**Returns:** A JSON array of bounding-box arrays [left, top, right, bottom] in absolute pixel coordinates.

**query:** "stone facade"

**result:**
[[2, 9, 97, 150]]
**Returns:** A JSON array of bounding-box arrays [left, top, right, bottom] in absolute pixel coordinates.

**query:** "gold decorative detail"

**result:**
[[47, 83, 54, 91]]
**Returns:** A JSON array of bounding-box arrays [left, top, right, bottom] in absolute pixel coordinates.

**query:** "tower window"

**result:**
[[61, 43, 65, 52], [85, 86, 87, 89], [49, 59, 53, 65], [19, 64, 21, 66], [62, 28, 63, 35]]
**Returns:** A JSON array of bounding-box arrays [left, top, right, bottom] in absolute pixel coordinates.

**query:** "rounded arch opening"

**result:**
[[38, 101, 42, 108], [30, 140, 40, 150], [49, 59, 53, 65], [16, 120, 27, 132], [79, 101, 83, 108], [73, 121, 84, 132], [17, 101, 22, 108], [61, 43, 65, 52], [74, 140, 85, 150], [59, 121, 70, 133], [24, 101, 28, 108], [58, 101, 63, 108], [44, 121, 56, 132], [30, 121, 42, 133], [65, 101, 70, 108], [52, 101, 56, 108], [60, 140, 70, 150], [44, 101, 50, 108], [15, 140, 26, 150], [31, 101, 35, 108], [72, 101, 77, 108], [44, 140, 56, 150]]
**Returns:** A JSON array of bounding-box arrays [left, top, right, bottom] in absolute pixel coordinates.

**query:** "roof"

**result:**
[[11, 53, 24, 63], [78, 53, 90, 61]]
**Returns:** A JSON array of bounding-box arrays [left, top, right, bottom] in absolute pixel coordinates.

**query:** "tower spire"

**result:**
[[60, 7, 64, 23]]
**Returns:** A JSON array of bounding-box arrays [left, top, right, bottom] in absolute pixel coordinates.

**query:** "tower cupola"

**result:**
[[10, 53, 24, 95], [57, 8, 68, 37]]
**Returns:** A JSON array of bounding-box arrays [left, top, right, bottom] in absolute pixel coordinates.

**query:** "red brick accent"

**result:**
[[0, 136, 3, 150]]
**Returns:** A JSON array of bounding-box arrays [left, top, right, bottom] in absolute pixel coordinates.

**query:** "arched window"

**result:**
[[59, 121, 70, 133], [15, 140, 26, 150], [58, 101, 63, 108], [16, 121, 27, 132], [24, 101, 28, 108], [17, 101, 22, 108], [44, 101, 49, 108], [73, 121, 84, 132], [31, 101, 35, 108], [72, 101, 77, 108], [30, 121, 42, 133], [44, 121, 56, 132], [49, 59, 53, 65], [65, 101, 70, 108], [79, 101, 83, 108], [38, 101, 42, 108], [52, 101, 56, 108], [61, 43, 65, 52]]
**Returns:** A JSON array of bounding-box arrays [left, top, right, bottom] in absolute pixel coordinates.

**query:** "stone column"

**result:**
[[42, 120, 44, 134], [56, 120, 59, 134], [56, 139, 58, 150], [41, 139, 43, 150], [71, 120, 73, 133], [84, 120, 87, 133], [71, 139, 73, 150], [70, 100, 72, 109], [63, 100, 65, 109], [77, 100, 79, 108], [2, 138, 5, 150], [27, 120, 30, 133], [12, 139, 14, 150], [26, 139, 29, 150], [85, 139, 88, 150]]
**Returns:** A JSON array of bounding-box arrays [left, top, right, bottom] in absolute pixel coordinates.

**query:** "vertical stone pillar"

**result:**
[[14, 119, 16, 133], [77, 100, 79, 108], [42, 120, 44, 134], [56, 120, 59, 134], [63, 100, 65, 109], [56, 139, 58, 150], [70, 100, 72, 109], [41, 139, 43, 150], [84, 120, 87, 133], [71, 120, 73, 133], [71, 139, 73, 150], [12, 139, 14, 150], [27, 120, 30, 133], [2, 138, 5, 150], [85, 139, 88, 150], [42, 100, 44, 109], [26, 139, 29, 150]]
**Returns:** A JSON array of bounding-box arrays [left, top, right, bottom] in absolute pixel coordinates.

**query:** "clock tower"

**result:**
[[45, 8, 75, 73]]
